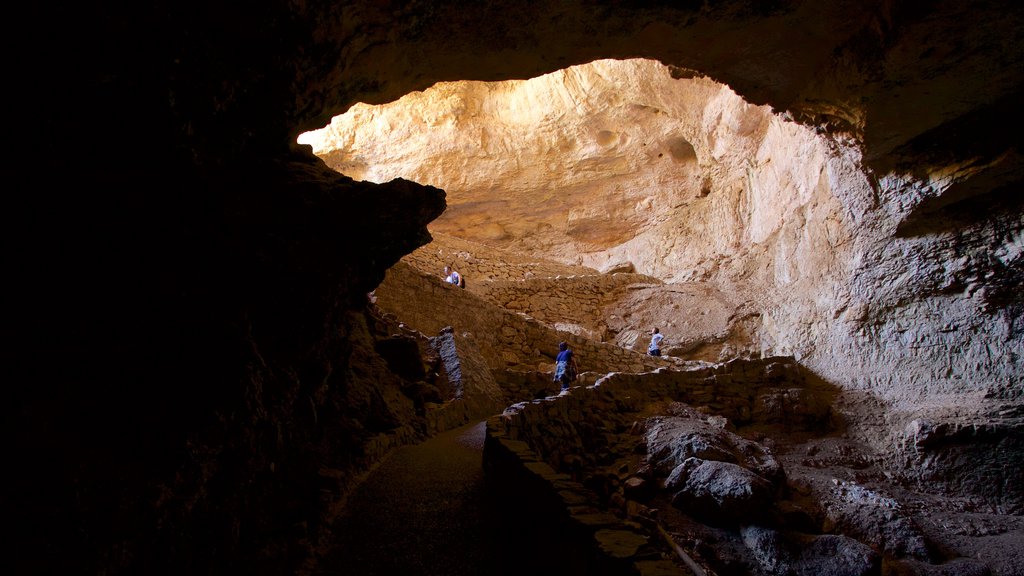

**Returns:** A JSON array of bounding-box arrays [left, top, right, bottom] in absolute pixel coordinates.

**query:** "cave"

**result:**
[[9, 1, 1022, 575]]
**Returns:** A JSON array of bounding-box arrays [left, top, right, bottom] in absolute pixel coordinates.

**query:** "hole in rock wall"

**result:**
[[666, 136, 698, 164]]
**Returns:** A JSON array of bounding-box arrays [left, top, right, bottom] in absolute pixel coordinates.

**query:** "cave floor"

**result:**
[[314, 390, 1023, 576], [639, 391, 1024, 575], [312, 420, 574, 576]]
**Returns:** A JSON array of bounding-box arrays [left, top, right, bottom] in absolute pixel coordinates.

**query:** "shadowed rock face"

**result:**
[[9, 1, 1022, 574]]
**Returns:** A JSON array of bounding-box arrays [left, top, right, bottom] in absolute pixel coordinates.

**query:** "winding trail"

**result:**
[[314, 420, 557, 576]]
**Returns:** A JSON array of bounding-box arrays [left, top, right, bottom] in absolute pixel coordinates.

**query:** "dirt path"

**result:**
[[314, 420, 558, 576]]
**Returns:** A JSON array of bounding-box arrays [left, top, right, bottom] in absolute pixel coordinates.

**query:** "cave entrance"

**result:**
[[299, 57, 836, 363], [297, 58, 818, 281]]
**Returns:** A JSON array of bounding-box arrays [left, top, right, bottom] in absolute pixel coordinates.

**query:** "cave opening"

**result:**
[[295, 55, 1022, 576], [297, 57, 831, 285], [298, 57, 848, 365], [15, 2, 1023, 575]]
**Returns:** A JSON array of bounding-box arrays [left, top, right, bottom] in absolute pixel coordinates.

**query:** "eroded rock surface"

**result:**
[[13, 1, 1023, 575], [304, 58, 1021, 425], [488, 359, 1023, 575]]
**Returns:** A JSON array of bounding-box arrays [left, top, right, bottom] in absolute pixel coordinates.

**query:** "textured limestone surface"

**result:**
[[304, 59, 1022, 415], [12, 1, 1022, 575]]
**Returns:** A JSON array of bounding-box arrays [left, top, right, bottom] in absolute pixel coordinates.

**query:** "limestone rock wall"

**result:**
[[400, 232, 747, 360], [303, 59, 768, 264], [421, 328, 508, 432], [757, 146, 1023, 409], [305, 57, 1022, 414], [374, 260, 675, 378]]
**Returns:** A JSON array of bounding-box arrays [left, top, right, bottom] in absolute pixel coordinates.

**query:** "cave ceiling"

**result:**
[[287, 0, 1022, 267]]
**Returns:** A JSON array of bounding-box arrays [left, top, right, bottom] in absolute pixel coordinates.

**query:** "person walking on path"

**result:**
[[648, 328, 664, 356], [553, 341, 579, 392]]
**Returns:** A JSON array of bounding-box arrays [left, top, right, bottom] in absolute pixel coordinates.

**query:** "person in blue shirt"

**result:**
[[553, 341, 580, 391]]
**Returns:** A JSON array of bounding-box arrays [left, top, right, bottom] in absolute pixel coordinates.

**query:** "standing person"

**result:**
[[648, 328, 664, 356], [553, 341, 579, 392]]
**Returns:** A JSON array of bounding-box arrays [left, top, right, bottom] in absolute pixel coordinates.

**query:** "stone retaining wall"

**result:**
[[482, 357, 831, 575], [488, 357, 826, 470], [402, 234, 667, 343], [473, 273, 664, 341], [403, 232, 589, 284], [484, 425, 691, 576]]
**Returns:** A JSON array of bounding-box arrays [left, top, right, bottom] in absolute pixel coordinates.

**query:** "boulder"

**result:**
[[645, 414, 783, 485], [669, 458, 776, 526], [741, 526, 880, 576]]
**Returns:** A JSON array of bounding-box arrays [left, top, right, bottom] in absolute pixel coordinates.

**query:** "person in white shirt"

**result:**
[[648, 328, 664, 356], [443, 265, 461, 286]]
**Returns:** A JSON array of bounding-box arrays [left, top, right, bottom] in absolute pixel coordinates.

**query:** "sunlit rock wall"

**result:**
[[374, 260, 673, 376], [303, 58, 1022, 411]]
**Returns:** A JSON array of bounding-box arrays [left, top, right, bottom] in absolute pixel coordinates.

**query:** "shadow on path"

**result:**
[[315, 420, 562, 576]]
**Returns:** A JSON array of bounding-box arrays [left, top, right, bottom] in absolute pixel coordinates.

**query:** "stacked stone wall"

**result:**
[[483, 357, 822, 576], [403, 233, 666, 343], [473, 273, 663, 340], [403, 232, 589, 285], [484, 427, 689, 576], [489, 357, 824, 470], [489, 369, 556, 402]]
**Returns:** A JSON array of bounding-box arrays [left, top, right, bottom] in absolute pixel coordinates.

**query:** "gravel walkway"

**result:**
[[315, 420, 560, 576]]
